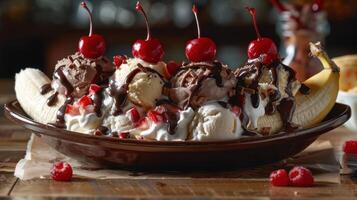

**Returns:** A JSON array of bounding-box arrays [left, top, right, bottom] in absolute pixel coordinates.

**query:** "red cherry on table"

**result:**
[[185, 5, 217, 62], [246, 7, 278, 65], [78, 2, 106, 59], [50, 162, 73, 181], [132, 2, 164, 64]]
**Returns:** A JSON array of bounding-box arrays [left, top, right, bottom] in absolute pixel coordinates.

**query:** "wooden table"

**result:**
[[1, 80, 357, 199]]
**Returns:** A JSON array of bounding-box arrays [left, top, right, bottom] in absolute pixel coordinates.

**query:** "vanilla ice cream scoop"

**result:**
[[110, 58, 165, 109], [188, 103, 243, 141]]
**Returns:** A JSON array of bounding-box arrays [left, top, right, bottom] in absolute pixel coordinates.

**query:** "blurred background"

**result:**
[[0, 0, 356, 78]]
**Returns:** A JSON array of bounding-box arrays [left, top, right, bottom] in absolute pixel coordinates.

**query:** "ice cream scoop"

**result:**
[[169, 61, 236, 109], [51, 52, 114, 98], [188, 102, 243, 141], [109, 58, 166, 114]]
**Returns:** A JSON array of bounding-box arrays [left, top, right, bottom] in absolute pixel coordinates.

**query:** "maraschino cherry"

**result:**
[[132, 1, 164, 64], [246, 7, 278, 65], [78, 2, 106, 59], [185, 5, 216, 62]]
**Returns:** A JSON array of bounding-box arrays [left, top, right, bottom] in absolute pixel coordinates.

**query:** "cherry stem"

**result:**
[[136, 1, 151, 40], [246, 7, 261, 39], [269, 0, 288, 12], [192, 5, 201, 38], [81, 2, 93, 36]]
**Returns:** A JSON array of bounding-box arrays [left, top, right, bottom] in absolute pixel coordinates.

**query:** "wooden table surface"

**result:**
[[1, 80, 357, 199]]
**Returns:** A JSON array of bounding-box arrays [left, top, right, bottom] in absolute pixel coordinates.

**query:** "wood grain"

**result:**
[[0, 173, 17, 196], [9, 178, 357, 199]]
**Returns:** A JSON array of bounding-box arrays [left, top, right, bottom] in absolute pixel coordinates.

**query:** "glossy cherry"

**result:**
[[185, 5, 216, 62], [78, 2, 106, 59], [132, 2, 164, 64], [246, 7, 278, 65]]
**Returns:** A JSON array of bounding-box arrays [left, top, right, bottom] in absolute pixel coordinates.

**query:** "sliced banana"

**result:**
[[15, 68, 65, 124]]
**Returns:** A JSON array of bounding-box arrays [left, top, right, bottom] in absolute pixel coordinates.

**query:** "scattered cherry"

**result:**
[[289, 166, 314, 187], [78, 2, 106, 59], [165, 61, 180, 77], [185, 5, 216, 62], [270, 169, 290, 186], [343, 140, 357, 154], [132, 1, 164, 64], [246, 7, 278, 65], [50, 162, 73, 181], [113, 55, 127, 69]]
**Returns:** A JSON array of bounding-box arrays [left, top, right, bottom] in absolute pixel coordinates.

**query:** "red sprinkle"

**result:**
[[270, 169, 290, 186], [343, 140, 357, 154], [289, 166, 314, 187], [50, 162, 73, 181]]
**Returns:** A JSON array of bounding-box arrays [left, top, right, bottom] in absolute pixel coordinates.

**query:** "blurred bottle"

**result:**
[[276, 4, 330, 81]]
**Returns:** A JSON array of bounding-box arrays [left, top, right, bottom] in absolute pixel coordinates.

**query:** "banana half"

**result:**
[[257, 42, 340, 133], [15, 68, 65, 124]]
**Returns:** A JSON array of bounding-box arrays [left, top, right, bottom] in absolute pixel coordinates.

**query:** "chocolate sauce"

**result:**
[[92, 87, 103, 117], [155, 104, 180, 135], [47, 92, 58, 106], [109, 64, 167, 116], [172, 61, 226, 109], [299, 83, 310, 95], [109, 68, 141, 115], [55, 96, 74, 127], [53, 66, 74, 96], [40, 83, 52, 95]]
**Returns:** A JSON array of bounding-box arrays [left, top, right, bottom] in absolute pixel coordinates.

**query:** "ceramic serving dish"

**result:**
[[4, 100, 350, 170]]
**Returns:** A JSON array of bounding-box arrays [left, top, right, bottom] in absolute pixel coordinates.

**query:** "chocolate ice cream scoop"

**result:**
[[168, 61, 236, 109], [52, 52, 114, 98]]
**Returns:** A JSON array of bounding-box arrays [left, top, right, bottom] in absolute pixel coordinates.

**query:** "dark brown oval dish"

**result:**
[[4, 100, 351, 170]]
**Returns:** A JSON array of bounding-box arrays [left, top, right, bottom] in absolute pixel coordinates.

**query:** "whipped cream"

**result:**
[[65, 106, 102, 134], [131, 107, 195, 141]]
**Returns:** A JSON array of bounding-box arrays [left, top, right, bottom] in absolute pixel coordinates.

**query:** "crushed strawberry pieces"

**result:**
[[343, 140, 357, 154], [119, 131, 130, 139], [231, 106, 241, 116], [113, 55, 126, 69], [147, 110, 165, 123], [270, 166, 314, 187], [89, 84, 101, 94], [128, 107, 141, 123], [78, 95, 93, 108], [65, 104, 80, 115]]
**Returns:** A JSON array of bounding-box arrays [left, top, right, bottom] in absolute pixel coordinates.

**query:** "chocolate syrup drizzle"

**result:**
[[109, 64, 167, 116], [173, 61, 226, 109], [234, 59, 309, 132]]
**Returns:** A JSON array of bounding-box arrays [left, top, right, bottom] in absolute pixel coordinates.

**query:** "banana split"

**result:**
[[14, 2, 340, 141]]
